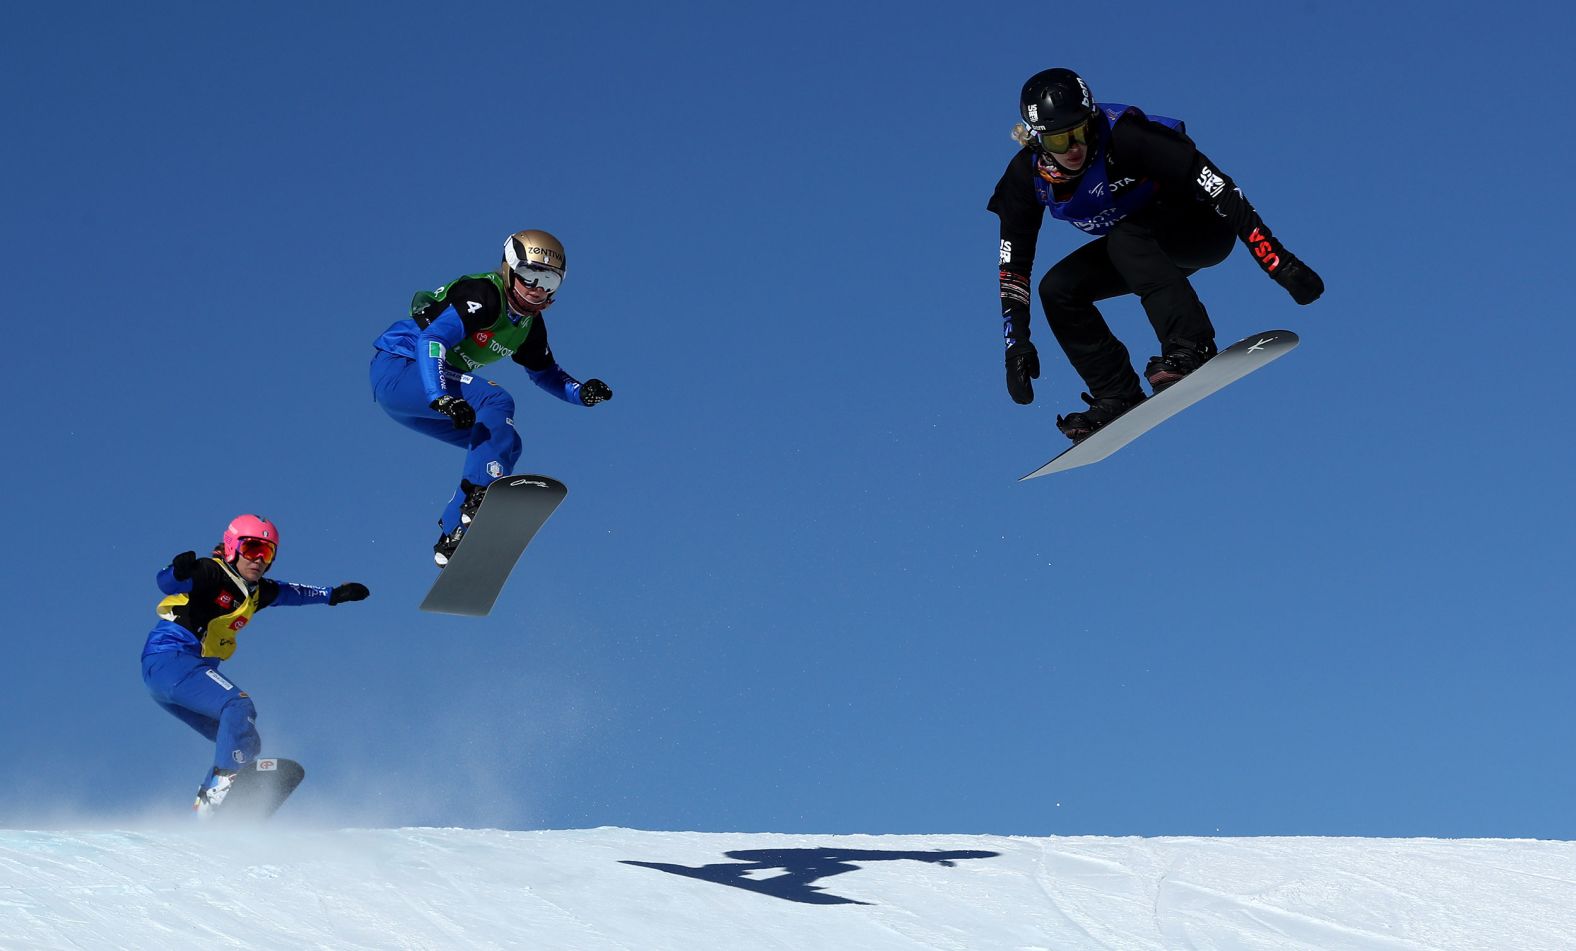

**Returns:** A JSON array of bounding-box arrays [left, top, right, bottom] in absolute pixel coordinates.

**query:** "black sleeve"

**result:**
[[187, 558, 226, 600], [510, 316, 557, 372], [414, 276, 505, 337], [1109, 112, 1274, 246], [986, 149, 1045, 347], [986, 149, 1045, 279], [257, 578, 280, 610]]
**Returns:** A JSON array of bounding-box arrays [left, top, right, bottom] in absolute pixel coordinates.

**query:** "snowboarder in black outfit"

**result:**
[[988, 67, 1324, 440]]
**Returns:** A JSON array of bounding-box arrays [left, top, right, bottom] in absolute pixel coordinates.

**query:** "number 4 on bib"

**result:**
[[420, 475, 568, 616]]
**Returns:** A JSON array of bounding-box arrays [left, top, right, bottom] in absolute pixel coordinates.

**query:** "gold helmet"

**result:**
[[502, 229, 566, 312]]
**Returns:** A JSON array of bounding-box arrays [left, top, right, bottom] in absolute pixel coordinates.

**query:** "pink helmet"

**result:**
[[222, 514, 280, 562]]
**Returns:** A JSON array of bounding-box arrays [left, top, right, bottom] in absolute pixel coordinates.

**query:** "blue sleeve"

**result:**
[[416, 311, 468, 404], [267, 581, 333, 607], [528, 364, 585, 405], [156, 565, 191, 595]]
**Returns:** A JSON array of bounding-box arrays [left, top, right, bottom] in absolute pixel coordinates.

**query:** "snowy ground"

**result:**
[[1, 827, 1571, 950]]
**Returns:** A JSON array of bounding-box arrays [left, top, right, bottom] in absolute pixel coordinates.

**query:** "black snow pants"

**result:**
[[1037, 198, 1236, 402]]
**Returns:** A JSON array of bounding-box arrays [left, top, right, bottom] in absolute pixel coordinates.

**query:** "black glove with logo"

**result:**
[[171, 550, 199, 581], [1273, 255, 1324, 306], [579, 379, 612, 406], [329, 583, 370, 606], [431, 395, 475, 429], [1005, 342, 1040, 405]]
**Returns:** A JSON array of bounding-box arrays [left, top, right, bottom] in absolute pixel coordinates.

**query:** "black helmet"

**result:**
[[1019, 68, 1095, 133]]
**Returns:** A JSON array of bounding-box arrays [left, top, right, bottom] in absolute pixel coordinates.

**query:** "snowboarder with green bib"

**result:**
[[370, 230, 612, 565]]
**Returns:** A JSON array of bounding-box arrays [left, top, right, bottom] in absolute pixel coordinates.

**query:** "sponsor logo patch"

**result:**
[[205, 669, 235, 691], [487, 461, 503, 478], [428, 341, 444, 359], [1196, 165, 1227, 198], [999, 239, 1012, 264]]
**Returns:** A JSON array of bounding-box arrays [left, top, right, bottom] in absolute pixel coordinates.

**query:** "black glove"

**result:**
[[1273, 255, 1324, 306], [1005, 342, 1039, 405], [329, 583, 369, 606], [171, 550, 199, 581], [431, 395, 475, 429], [579, 379, 612, 406]]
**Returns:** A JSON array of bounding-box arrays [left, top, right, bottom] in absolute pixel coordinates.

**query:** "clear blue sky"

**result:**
[[4, 2, 1574, 837]]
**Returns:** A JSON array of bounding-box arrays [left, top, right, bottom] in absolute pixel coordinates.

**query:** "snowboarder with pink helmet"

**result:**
[[141, 514, 370, 817]]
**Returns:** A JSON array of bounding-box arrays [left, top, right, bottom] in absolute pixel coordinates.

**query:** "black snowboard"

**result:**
[[212, 757, 304, 822], [420, 474, 568, 616], [1021, 329, 1300, 481]]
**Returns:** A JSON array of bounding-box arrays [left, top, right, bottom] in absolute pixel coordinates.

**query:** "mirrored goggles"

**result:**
[[512, 263, 563, 296], [236, 537, 277, 565], [1037, 119, 1092, 155]]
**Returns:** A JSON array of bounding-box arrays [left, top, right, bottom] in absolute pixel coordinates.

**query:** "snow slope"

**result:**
[[1, 828, 1570, 950]]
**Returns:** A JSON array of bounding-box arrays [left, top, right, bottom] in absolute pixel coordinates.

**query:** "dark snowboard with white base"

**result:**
[[210, 757, 305, 822], [1021, 329, 1300, 481], [420, 474, 568, 616]]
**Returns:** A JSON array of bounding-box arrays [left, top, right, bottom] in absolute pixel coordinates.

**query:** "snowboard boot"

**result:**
[[1055, 391, 1144, 442], [433, 524, 466, 567], [1144, 343, 1216, 394], [458, 478, 489, 525], [434, 481, 491, 566], [193, 768, 237, 819]]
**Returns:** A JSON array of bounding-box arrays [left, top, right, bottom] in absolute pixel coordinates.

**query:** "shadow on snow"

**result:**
[[622, 847, 999, 905]]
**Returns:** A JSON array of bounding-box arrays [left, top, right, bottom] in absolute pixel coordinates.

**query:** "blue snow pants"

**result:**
[[142, 648, 260, 774], [370, 349, 522, 533]]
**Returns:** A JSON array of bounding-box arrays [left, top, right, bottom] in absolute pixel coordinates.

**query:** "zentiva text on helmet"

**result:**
[[1248, 228, 1281, 273]]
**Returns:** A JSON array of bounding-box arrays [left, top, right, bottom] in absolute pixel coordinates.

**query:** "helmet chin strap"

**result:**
[[506, 285, 549, 316], [1036, 152, 1087, 184]]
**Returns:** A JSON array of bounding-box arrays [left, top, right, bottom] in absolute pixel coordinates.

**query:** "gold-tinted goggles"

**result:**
[[1037, 119, 1092, 155]]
